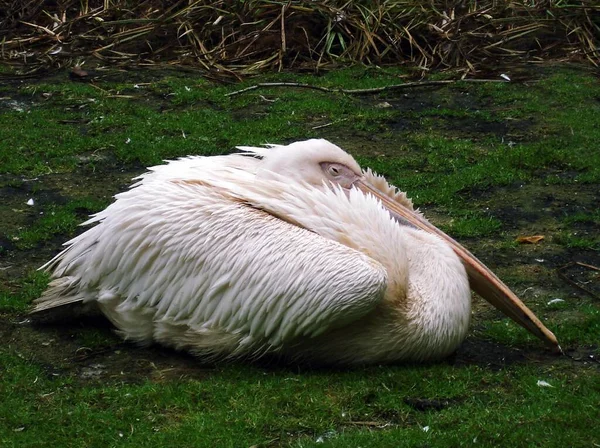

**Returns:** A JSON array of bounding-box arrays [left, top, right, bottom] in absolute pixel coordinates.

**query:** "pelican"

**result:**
[[32, 139, 559, 364]]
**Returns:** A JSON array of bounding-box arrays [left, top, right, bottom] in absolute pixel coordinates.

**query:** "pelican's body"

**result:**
[[33, 139, 557, 364]]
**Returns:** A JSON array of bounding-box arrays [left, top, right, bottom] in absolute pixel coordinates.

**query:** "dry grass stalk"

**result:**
[[0, 0, 598, 75]]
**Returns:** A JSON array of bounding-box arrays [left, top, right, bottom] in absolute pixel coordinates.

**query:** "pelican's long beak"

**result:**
[[355, 179, 560, 352]]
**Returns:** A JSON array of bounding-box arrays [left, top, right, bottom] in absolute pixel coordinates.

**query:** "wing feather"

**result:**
[[35, 164, 388, 355]]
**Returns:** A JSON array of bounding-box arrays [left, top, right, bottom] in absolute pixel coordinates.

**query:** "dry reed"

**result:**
[[1, 0, 598, 75]]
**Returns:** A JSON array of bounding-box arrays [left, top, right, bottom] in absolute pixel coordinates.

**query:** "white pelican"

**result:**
[[32, 139, 558, 364]]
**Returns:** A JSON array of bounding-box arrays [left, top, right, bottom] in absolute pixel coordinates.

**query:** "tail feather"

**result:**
[[30, 276, 87, 315]]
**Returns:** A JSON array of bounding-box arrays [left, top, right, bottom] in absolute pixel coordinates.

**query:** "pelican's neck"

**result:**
[[324, 215, 471, 363], [397, 228, 471, 360]]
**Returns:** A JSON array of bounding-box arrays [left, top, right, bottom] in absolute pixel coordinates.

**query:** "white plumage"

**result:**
[[33, 139, 558, 364]]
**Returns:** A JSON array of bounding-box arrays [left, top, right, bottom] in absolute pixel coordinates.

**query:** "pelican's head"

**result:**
[[255, 139, 363, 189], [243, 139, 560, 352]]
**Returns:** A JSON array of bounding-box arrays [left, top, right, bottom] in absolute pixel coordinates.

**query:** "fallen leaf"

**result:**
[[516, 235, 545, 244], [69, 66, 89, 80]]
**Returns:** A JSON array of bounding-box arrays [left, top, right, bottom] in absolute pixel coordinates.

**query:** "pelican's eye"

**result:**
[[320, 162, 361, 189]]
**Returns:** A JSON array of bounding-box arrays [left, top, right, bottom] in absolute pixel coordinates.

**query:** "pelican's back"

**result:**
[[33, 154, 388, 360]]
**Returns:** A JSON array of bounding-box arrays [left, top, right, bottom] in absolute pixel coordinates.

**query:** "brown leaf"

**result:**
[[516, 235, 545, 244], [69, 66, 89, 81]]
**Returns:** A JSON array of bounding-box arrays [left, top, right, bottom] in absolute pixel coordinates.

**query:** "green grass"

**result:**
[[482, 302, 600, 348], [562, 210, 600, 225], [10, 198, 107, 250], [0, 64, 599, 447], [0, 271, 49, 313], [441, 213, 503, 238], [1, 354, 597, 447], [1, 70, 404, 176], [554, 232, 600, 251]]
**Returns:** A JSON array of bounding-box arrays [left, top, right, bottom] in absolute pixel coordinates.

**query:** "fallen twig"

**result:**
[[312, 118, 348, 130], [557, 262, 599, 300], [347, 421, 392, 428], [72, 343, 129, 362], [225, 79, 508, 97], [225, 82, 332, 96]]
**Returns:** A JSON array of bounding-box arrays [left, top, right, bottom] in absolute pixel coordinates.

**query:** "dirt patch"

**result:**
[[0, 167, 142, 281], [384, 91, 443, 114], [3, 311, 596, 386], [404, 397, 457, 412], [1, 313, 217, 384]]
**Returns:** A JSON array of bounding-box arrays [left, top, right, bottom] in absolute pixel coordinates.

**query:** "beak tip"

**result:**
[[547, 341, 563, 355], [538, 328, 560, 353]]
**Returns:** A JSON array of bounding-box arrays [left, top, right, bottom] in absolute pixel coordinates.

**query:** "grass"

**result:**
[[1, 354, 598, 447], [1, 355, 597, 447], [0, 64, 599, 447], [441, 213, 503, 238], [554, 232, 600, 251], [0, 271, 49, 313], [10, 198, 108, 250]]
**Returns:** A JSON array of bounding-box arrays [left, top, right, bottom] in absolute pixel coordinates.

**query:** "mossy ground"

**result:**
[[0, 65, 598, 447]]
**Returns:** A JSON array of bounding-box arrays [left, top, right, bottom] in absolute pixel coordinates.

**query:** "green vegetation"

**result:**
[[442, 213, 503, 239], [0, 65, 598, 447], [1, 355, 597, 447], [10, 198, 107, 250], [0, 271, 49, 313]]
